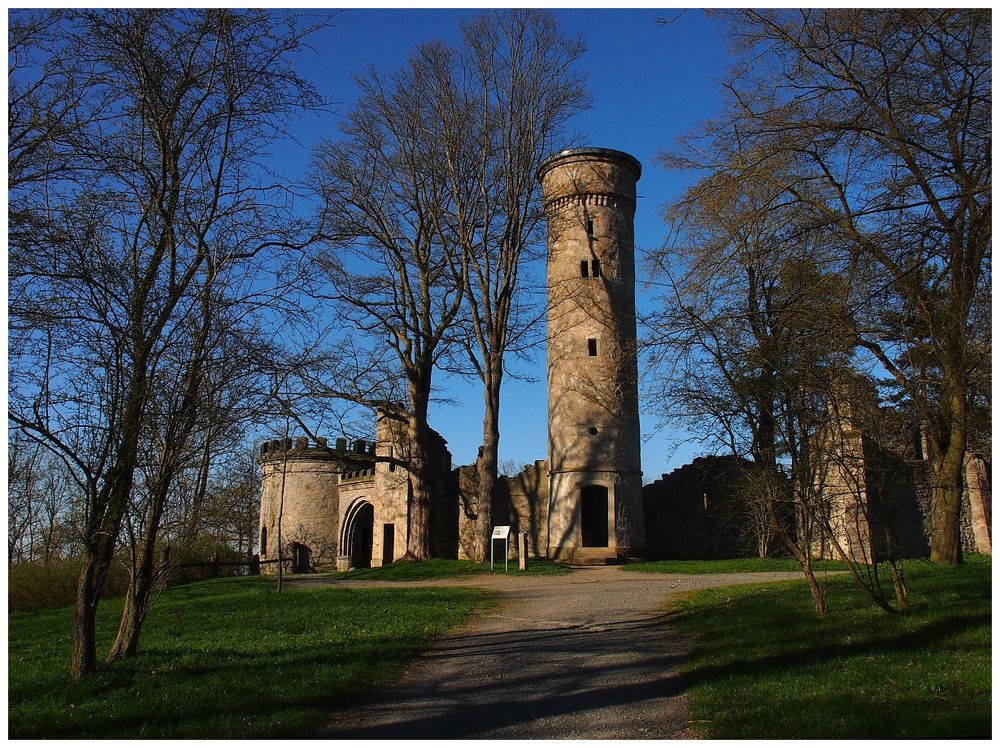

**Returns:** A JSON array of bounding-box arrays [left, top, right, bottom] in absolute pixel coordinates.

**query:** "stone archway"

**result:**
[[342, 500, 375, 569], [580, 485, 610, 548]]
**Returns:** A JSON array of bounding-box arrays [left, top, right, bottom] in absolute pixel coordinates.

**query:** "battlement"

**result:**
[[259, 436, 378, 461], [340, 467, 376, 483]]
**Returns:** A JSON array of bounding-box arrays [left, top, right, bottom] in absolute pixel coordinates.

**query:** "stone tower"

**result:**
[[537, 147, 645, 562], [258, 437, 348, 572]]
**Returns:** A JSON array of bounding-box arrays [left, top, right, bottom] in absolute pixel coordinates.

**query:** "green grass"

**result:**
[[9, 576, 496, 738], [665, 555, 991, 738], [623, 557, 849, 574], [327, 557, 572, 581]]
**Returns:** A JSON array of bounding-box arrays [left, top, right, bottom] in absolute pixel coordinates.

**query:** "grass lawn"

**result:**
[[623, 557, 848, 574], [327, 557, 572, 581], [9, 576, 496, 738], [666, 555, 991, 738]]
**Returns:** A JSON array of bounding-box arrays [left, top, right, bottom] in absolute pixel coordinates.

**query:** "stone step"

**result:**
[[571, 548, 621, 565]]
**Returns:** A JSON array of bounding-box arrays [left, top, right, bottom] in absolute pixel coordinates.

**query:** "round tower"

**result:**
[[258, 436, 347, 573], [537, 147, 645, 562]]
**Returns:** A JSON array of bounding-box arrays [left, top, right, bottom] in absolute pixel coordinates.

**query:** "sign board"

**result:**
[[490, 526, 511, 571]]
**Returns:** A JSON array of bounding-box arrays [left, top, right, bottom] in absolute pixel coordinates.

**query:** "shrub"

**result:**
[[8, 558, 129, 613], [161, 537, 250, 587]]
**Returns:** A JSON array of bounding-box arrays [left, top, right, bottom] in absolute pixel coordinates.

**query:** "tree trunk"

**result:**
[[406, 424, 432, 560], [405, 381, 434, 560], [107, 527, 160, 661], [71, 556, 102, 678], [473, 393, 501, 564], [107, 571, 149, 661], [800, 555, 828, 616], [929, 385, 967, 565], [929, 453, 965, 565], [887, 560, 909, 612], [72, 435, 142, 677]]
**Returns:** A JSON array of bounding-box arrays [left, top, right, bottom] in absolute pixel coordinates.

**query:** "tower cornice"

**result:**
[[536, 147, 642, 183], [542, 192, 635, 212]]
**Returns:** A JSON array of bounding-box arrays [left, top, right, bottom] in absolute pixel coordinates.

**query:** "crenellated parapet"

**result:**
[[259, 436, 378, 464]]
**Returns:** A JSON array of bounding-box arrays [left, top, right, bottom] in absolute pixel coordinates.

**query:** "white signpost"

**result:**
[[491, 526, 511, 572]]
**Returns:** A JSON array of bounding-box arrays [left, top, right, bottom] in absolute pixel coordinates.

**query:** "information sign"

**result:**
[[490, 526, 511, 571]]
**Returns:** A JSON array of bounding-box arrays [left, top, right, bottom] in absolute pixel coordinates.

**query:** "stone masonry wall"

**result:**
[[642, 456, 753, 559], [457, 460, 549, 560], [258, 438, 344, 572]]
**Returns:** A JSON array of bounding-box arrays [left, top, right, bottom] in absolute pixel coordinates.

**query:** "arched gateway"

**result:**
[[341, 500, 375, 569]]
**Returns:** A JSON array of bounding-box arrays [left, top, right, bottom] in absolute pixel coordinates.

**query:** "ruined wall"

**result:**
[[962, 453, 992, 555], [861, 441, 930, 559], [642, 456, 754, 559], [504, 460, 550, 557], [457, 460, 549, 560], [427, 428, 458, 559], [367, 412, 410, 568]]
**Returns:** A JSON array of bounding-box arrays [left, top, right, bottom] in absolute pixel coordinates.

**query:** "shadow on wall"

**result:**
[[642, 456, 758, 560], [457, 460, 549, 560]]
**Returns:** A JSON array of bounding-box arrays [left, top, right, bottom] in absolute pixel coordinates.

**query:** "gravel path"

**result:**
[[304, 566, 807, 739]]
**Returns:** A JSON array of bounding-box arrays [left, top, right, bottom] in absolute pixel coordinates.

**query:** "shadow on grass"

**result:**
[[675, 612, 990, 688], [9, 580, 496, 739], [665, 560, 992, 739]]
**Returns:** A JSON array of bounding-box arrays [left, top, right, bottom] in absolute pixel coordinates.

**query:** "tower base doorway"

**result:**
[[581, 485, 610, 548]]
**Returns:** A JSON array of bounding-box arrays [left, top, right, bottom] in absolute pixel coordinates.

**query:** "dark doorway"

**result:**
[[349, 502, 375, 569], [382, 523, 395, 565], [292, 543, 311, 573], [581, 485, 609, 547]]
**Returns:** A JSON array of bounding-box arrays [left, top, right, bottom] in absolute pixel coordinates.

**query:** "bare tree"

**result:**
[[310, 12, 587, 561], [430, 10, 588, 562], [311, 46, 467, 560], [8, 9, 322, 677], [671, 9, 991, 564], [108, 266, 276, 660], [645, 159, 912, 615]]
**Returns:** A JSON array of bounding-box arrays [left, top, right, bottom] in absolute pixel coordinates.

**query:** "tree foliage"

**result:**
[[654, 8, 990, 566]]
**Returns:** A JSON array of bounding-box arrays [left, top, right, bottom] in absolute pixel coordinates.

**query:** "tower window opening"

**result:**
[[588, 426, 599, 436], [586, 218, 594, 237], [580, 260, 589, 278], [587, 337, 598, 357], [591, 259, 601, 278]]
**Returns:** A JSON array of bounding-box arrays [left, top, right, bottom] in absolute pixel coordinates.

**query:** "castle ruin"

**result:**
[[257, 147, 990, 571], [258, 148, 646, 570]]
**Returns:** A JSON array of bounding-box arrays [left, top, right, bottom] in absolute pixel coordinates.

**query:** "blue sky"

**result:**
[[280, 8, 732, 480]]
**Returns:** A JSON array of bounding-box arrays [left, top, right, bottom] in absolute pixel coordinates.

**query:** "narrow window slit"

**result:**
[[587, 337, 598, 357], [591, 259, 601, 278], [580, 260, 589, 278]]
